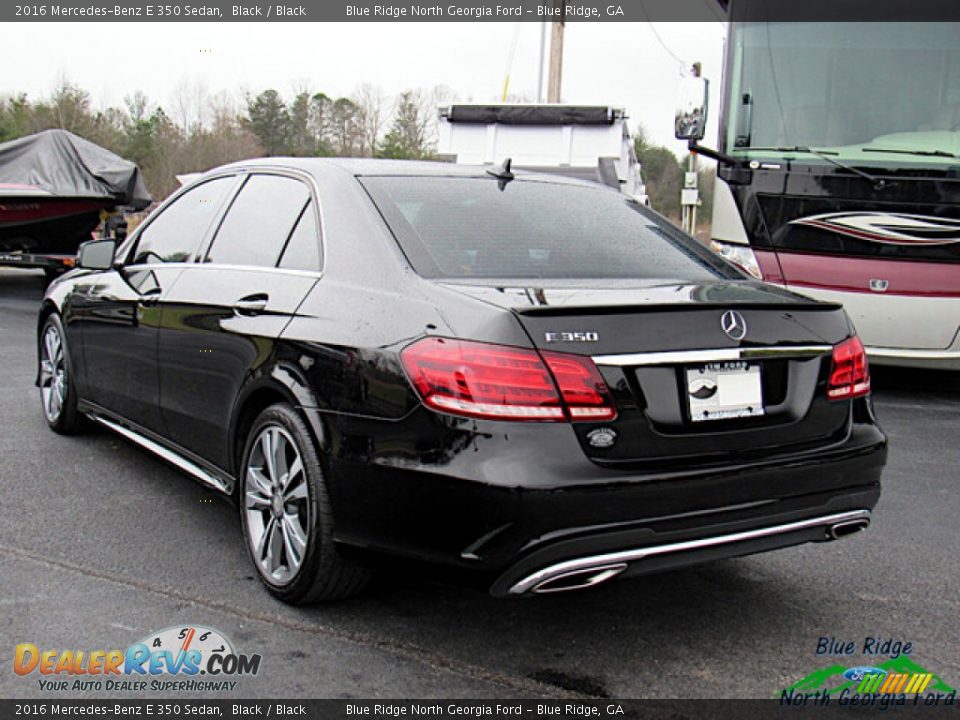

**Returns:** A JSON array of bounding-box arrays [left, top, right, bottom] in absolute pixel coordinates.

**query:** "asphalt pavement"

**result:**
[[1, 267, 958, 700]]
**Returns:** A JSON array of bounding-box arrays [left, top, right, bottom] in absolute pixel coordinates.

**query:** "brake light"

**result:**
[[827, 335, 870, 400], [541, 351, 617, 420], [400, 337, 616, 422]]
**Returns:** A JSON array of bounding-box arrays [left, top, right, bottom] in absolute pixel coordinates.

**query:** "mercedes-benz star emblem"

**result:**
[[720, 310, 747, 341]]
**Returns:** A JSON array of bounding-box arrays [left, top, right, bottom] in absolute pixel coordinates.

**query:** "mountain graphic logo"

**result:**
[[781, 656, 955, 697]]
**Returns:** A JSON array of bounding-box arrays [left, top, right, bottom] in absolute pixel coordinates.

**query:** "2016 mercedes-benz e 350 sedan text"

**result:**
[[37, 159, 886, 603]]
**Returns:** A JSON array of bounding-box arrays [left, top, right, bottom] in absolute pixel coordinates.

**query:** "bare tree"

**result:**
[[328, 97, 363, 157], [170, 77, 209, 133], [353, 83, 386, 158], [423, 84, 457, 151], [308, 92, 333, 155]]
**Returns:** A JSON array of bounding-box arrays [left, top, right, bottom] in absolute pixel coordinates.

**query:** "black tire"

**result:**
[[39, 313, 85, 435], [239, 402, 371, 604], [44, 267, 65, 283]]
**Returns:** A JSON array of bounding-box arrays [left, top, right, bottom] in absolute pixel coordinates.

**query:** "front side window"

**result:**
[[130, 176, 236, 265], [205, 174, 311, 268], [361, 177, 739, 281]]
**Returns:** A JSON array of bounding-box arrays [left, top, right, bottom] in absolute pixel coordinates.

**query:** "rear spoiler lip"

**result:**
[[510, 301, 844, 316]]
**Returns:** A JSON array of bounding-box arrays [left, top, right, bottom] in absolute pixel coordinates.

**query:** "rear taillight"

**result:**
[[827, 335, 870, 400], [400, 337, 616, 422], [541, 351, 617, 421]]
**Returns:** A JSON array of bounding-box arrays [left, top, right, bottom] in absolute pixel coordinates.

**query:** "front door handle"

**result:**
[[234, 293, 269, 315]]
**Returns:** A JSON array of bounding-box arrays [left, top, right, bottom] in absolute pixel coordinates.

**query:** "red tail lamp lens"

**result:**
[[827, 335, 870, 400], [541, 352, 617, 421], [401, 337, 616, 422]]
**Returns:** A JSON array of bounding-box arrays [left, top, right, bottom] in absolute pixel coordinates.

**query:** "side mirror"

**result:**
[[77, 239, 117, 271], [675, 76, 709, 141]]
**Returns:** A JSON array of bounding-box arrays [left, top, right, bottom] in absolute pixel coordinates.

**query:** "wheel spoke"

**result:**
[[282, 511, 307, 554], [50, 379, 62, 416], [283, 475, 307, 502], [247, 467, 272, 496], [261, 430, 278, 484], [256, 516, 276, 562], [282, 455, 303, 490], [39, 359, 53, 384], [45, 385, 57, 417], [280, 520, 303, 570], [44, 330, 57, 367], [273, 432, 290, 485], [267, 516, 284, 574], [244, 489, 271, 510]]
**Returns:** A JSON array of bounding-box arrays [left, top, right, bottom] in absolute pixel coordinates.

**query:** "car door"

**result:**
[[157, 171, 321, 472], [76, 175, 240, 433]]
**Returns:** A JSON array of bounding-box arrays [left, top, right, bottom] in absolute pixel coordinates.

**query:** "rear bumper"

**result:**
[[493, 506, 873, 597], [321, 407, 886, 593]]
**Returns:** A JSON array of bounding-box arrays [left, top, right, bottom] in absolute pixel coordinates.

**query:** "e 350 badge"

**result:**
[[14, 624, 261, 693], [544, 331, 599, 343]]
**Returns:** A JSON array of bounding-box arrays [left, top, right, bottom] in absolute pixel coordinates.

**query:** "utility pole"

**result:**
[[536, 22, 547, 102], [547, 2, 565, 102], [681, 62, 702, 236]]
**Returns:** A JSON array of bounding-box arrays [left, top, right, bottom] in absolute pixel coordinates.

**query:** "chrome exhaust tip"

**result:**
[[530, 563, 628, 594], [828, 518, 870, 540]]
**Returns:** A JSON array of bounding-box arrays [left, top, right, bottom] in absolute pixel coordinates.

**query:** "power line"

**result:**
[[638, 2, 688, 67]]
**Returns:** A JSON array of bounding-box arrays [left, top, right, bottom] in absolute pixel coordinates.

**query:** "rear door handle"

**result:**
[[234, 293, 269, 315], [139, 287, 162, 307]]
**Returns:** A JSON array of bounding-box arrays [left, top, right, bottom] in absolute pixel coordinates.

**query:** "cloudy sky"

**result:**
[[4, 22, 725, 155]]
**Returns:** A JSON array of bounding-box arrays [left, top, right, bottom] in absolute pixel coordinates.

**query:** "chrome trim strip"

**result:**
[[113, 261, 322, 280], [592, 345, 832, 367], [89, 414, 230, 494], [508, 509, 871, 595]]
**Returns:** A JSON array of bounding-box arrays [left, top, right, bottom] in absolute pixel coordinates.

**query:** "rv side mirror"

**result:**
[[78, 239, 117, 271], [675, 76, 709, 141]]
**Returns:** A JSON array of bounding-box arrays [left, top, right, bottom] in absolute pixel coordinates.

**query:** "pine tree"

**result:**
[[377, 91, 430, 160], [245, 89, 289, 156]]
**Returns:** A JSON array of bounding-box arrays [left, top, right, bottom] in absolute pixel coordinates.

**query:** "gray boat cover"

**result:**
[[0, 129, 151, 208]]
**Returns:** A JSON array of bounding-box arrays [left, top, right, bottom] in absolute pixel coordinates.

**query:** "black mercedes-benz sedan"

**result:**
[[37, 159, 885, 603]]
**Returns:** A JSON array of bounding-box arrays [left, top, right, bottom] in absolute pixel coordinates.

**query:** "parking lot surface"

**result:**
[[1, 267, 958, 699]]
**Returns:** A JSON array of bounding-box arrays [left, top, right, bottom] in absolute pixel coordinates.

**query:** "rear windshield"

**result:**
[[361, 176, 741, 281]]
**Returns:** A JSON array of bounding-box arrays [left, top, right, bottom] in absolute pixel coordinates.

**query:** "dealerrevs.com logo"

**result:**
[[14, 625, 261, 693]]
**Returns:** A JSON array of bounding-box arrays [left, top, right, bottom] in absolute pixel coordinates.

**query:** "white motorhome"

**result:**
[[437, 104, 649, 205]]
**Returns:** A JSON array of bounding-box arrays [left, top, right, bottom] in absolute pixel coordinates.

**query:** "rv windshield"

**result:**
[[727, 22, 960, 163]]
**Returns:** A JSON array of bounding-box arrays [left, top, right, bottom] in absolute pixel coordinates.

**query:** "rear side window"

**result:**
[[131, 176, 236, 265], [278, 201, 321, 272], [206, 174, 311, 267], [361, 177, 740, 281]]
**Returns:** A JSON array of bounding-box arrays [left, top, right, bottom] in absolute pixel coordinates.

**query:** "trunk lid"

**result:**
[[440, 279, 854, 468]]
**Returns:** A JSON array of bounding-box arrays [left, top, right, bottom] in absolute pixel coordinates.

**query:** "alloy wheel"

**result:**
[[39, 324, 67, 423], [244, 425, 310, 585]]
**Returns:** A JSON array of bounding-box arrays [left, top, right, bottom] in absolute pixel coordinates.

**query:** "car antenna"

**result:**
[[486, 157, 514, 190]]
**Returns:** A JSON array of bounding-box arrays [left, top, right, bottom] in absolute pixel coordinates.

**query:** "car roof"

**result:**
[[213, 156, 603, 187]]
